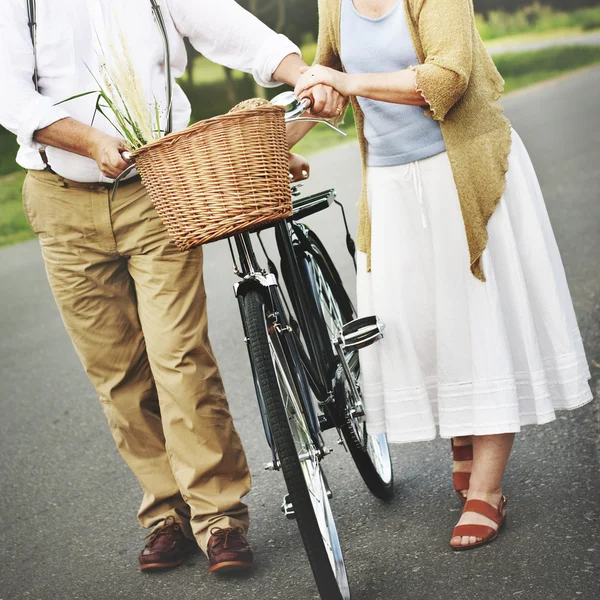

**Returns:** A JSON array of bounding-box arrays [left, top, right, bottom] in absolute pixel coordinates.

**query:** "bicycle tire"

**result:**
[[301, 228, 394, 501], [243, 290, 349, 600]]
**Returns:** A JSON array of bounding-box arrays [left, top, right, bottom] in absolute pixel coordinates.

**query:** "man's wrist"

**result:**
[[86, 129, 113, 159], [273, 52, 307, 87], [85, 129, 101, 159]]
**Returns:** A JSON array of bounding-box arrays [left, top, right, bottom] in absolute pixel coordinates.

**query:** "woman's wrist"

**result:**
[[344, 73, 361, 97]]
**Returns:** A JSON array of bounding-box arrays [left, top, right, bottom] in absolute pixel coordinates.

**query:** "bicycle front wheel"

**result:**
[[243, 290, 350, 600]]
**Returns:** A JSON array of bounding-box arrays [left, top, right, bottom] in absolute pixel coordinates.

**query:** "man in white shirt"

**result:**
[[0, 0, 343, 574]]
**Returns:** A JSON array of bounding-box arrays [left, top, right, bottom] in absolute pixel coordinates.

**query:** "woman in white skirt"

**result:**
[[292, 0, 593, 550]]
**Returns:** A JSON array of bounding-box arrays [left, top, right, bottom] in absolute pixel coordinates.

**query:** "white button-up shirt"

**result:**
[[0, 0, 300, 182]]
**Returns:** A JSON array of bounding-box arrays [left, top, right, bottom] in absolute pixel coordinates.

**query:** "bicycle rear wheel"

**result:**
[[301, 227, 394, 501], [243, 290, 350, 600]]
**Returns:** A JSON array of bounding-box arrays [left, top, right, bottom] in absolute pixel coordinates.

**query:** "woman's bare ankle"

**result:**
[[452, 435, 472, 446], [466, 487, 503, 505]]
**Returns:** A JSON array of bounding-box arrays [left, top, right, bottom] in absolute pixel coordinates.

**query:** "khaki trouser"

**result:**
[[22, 169, 251, 552]]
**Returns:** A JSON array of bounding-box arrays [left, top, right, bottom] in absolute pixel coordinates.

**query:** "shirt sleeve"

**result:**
[[0, 0, 70, 150], [411, 0, 474, 121], [167, 0, 301, 88]]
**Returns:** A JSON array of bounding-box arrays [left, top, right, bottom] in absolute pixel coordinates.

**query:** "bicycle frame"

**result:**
[[230, 201, 342, 465], [232, 226, 322, 458]]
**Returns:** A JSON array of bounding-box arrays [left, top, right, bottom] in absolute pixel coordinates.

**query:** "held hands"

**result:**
[[295, 66, 351, 102], [300, 81, 347, 119]]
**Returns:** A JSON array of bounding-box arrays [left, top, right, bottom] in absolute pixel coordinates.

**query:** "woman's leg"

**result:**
[[452, 435, 473, 500], [450, 433, 515, 547]]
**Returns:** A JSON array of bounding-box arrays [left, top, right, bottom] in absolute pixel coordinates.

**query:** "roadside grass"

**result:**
[[485, 27, 597, 49], [180, 58, 247, 86], [499, 44, 600, 92], [0, 129, 20, 176], [294, 124, 358, 158], [477, 6, 600, 41], [0, 171, 33, 247], [1, 44, 600, 247]]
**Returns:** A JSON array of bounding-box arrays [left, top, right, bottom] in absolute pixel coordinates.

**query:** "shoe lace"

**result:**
[[210, 527, 244, 550], [144, 516, 180, 545]]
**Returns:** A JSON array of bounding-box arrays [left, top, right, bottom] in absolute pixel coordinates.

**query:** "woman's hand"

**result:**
[[295, 65, 351, 99], [288, 152, 310, 182]]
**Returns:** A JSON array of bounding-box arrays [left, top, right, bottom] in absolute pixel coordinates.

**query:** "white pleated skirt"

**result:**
[[358, 129, 593, 444]]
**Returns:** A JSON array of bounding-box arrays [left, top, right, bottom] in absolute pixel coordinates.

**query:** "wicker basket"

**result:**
[[131, 100, 292, 250]]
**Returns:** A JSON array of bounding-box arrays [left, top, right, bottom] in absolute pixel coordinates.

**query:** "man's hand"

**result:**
[[89, 132, 132, 179], [289, 152, 310, 183], [301, 83, 346, 119], [35, 117, 135, 179]]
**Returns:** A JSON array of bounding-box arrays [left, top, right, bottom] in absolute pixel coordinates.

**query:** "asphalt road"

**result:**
[[1, 67, 599, 600], [487, 30, 600, 55]]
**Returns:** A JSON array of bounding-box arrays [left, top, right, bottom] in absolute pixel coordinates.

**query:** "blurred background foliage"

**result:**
[[1, 1, 600, 244], [178, 1, 600, 124], [2, 0, 600, 172]]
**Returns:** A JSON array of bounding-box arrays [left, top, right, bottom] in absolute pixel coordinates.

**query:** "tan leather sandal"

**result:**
[[451, 438, 473, 503], [450, 496, 508, 551]]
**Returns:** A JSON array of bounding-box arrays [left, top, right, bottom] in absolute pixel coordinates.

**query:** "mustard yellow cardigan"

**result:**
[[315, 0, 512, 280]]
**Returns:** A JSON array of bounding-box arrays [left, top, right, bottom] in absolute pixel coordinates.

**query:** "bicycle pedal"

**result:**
[[281, 494, 295, 519], [338, 316, 384, 351]]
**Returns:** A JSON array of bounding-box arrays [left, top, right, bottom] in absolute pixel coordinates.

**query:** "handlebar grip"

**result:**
[[300, 97, 313, 111], [121, 150, 133, 163]]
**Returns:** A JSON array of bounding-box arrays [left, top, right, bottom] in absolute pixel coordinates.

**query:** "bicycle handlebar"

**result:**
[[275, 92, 346, 136]]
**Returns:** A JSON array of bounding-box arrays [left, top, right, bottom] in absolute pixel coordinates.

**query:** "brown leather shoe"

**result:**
[[207, 527, 254, 573], [139, 516, 195, 571]]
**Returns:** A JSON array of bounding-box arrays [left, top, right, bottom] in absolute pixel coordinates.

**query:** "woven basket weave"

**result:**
[[131, 100, 292, 250]]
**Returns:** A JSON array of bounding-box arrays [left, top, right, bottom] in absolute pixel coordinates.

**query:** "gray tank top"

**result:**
[[340, 0, 446, 167]]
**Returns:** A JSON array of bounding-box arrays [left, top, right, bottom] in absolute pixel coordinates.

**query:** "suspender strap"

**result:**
[[27, 0, 49, 164], [149, 0, 173, 135], [26, 0, 39, 91]]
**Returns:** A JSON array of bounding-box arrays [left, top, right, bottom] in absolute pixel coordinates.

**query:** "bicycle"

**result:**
[[122, 91, 394, 599], [227, 92, 394, 600]]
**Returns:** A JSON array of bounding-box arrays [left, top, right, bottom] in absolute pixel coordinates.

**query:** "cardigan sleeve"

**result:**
[[314, 0, 341, 70], [314, 0, 349, 126], [412, 0, 474, 121]]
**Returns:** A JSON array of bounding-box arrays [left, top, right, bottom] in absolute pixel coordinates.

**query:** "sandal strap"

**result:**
[[451, 440, 473, 462], [453, 472, 471, 491], [452, 524, 497, 540], [463, 496, 507, 526]]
